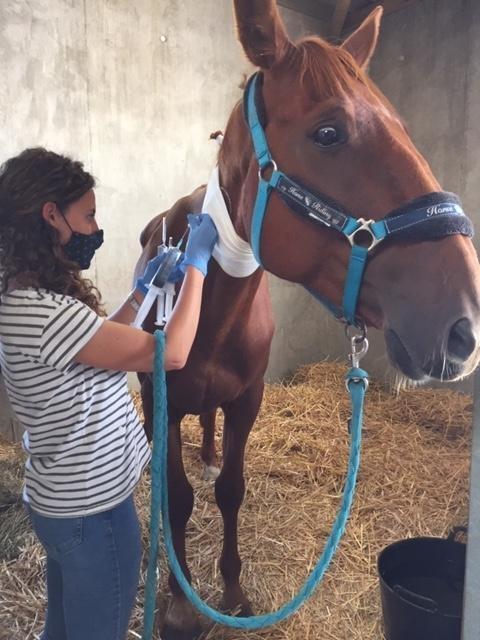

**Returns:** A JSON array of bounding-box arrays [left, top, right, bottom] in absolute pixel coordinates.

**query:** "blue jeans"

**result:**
[[26, 494, 142, 640]]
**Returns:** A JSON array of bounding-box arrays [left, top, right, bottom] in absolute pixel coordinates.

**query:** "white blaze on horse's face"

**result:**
[[233, 0, 480, 382]]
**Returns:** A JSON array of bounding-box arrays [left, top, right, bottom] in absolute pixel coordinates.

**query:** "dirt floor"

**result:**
[[0, 361, 471, 639]]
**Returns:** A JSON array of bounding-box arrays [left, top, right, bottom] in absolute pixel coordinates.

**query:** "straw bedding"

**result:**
[[0, 361, 471, 640]]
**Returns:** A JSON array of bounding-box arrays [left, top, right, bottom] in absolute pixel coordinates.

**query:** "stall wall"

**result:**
[[0, 0, 326, 439]]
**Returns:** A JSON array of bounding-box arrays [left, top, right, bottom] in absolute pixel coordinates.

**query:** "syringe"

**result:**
[[132, 218, 185, 330]]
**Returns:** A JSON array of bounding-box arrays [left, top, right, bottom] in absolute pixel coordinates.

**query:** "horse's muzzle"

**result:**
[[385, 317, 478, 381]]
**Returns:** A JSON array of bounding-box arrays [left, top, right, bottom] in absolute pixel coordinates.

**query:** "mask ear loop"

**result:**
[[54, 202, 75, 234], [62, 216, 74, 233]]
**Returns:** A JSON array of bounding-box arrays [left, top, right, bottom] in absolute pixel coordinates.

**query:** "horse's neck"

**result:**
[[199, 123, 271, 327], [216, 105, 253, 242]]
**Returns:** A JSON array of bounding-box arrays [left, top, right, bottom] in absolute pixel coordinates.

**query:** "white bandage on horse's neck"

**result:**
[[202, 166, 259, 277]]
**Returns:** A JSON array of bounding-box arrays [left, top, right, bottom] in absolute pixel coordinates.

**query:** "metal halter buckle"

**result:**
[[347, 218, 382, 251]]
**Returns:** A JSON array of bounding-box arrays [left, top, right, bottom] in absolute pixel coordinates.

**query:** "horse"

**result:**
[[134, 2, 480, 638]]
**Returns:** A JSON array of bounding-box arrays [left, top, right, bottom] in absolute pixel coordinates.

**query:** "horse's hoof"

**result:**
[[219, 595, 254, 618], [202, 464, 221, 482], [238, 601, 254, 617], [162, 597, 203, 639], [161, 623, 203, 640]]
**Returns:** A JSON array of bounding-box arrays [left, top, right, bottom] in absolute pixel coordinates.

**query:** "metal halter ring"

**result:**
[[258, 159, 278, 182], [347, 218, 383, 251], [345, 321, 367, 343]]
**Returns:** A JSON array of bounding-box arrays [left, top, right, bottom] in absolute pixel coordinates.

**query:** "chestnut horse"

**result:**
[[135, 2, 480, 638]]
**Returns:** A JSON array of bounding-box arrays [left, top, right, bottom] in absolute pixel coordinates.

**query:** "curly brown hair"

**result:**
[[0, 147, 104, 314]]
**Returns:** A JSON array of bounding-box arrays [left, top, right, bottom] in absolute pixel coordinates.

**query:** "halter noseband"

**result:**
[[243, 73, 473, 326]]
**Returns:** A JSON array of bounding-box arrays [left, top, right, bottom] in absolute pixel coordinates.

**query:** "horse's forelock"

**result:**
[[290, 37, 363, 98], [289, 37, 389, 108]]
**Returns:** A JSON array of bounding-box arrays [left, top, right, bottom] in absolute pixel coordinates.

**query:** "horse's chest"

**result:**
[[166, 268, 274, 415], [167, 329, 272, 414]]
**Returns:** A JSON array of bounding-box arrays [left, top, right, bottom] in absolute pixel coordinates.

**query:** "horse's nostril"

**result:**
[[447, 318, 476, 361]]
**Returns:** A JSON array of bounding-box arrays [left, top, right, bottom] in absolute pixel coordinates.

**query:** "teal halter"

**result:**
[[244, 73, 473, 326]]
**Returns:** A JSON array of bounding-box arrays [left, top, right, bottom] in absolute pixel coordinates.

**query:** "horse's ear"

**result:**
[[233, 0, 293, 69], [341, 6, 383, 69]]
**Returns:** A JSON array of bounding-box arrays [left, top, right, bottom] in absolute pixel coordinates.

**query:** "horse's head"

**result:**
[[225, 0, 480, 383]]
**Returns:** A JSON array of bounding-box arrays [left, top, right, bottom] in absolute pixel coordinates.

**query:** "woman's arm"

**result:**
[[163, 266, 204, 367], [74, 213, 217, 373], [73, 266, 205, 372], [108, 289, 145, 325]]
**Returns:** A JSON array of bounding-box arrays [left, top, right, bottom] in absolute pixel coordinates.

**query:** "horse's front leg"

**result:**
[[162, 418, 202, 640], [200, 410, 221, 481], [215, 380, 264, 615]]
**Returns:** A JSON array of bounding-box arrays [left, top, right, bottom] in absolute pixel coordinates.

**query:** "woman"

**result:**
[[0, 147, 217, 640]]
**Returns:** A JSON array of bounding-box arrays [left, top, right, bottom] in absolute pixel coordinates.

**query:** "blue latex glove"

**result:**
[[180, 213, 218, 277], [168, 259, 185, 284], [135, 250, 184, 295]]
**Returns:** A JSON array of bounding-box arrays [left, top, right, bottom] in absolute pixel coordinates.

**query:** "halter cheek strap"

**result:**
[[243, 73, 474, 326]]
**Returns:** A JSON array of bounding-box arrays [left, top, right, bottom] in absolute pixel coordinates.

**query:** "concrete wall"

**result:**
[[0, 0, 327, 439]]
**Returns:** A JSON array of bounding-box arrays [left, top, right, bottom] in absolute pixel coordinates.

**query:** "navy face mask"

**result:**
[[60, 213, 104, 270]]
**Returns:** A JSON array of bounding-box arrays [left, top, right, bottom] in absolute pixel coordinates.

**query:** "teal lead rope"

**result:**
[[142, 330, 368, 638], [142, 330, 169, 640]]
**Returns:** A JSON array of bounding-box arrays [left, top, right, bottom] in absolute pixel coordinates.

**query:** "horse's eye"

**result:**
[[312, 126, 341, 147]]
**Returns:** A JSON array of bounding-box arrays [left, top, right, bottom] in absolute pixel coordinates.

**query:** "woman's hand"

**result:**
[[180, 214, 218, 276], [135, 250, 184, 295]]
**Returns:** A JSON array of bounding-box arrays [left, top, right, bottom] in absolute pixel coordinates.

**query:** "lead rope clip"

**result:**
[[349, 334, 369, 371], [345, 323, 369, 371], [345, 324, 369, 434]]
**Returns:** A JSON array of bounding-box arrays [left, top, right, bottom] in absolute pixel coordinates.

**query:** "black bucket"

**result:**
[[378, 528, 466, 640]]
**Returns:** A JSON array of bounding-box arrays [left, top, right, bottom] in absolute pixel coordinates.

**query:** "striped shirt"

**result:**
[[0, 288, 151, 517]]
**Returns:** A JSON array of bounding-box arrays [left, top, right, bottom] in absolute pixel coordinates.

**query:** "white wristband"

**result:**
[[128, 291, 141, 312]]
